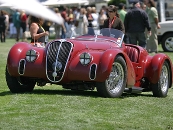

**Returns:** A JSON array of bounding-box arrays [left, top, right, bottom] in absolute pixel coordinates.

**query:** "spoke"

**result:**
[[160, 65, 169, 92], [107, 62, 124, 94]]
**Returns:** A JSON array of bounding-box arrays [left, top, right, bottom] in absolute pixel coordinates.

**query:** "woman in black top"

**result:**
[[103, 5, 125, 33], [0, 10, 6, 42], [29, 15, 49, 43]]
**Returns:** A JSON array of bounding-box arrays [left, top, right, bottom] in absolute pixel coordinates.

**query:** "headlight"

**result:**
[[79, 52, 92, 65], [26, 49, 37, 62]]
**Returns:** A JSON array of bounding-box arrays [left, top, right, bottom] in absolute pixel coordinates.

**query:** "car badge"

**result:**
[[52, 61, 62, 72]]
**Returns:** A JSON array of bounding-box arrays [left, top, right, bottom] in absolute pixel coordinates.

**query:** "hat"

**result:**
[[133, 0, 139, 5]]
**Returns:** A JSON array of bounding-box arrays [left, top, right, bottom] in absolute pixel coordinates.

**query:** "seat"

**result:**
[[125, 46, 139, 62]]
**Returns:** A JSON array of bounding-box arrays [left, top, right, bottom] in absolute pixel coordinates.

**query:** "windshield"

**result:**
[[72, 27, 124, 47]]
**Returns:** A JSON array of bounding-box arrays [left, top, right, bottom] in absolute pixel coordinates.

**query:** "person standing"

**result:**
[[13, 9, 21, 42], [118, 3, 127, 23], [91, 7, 99, 29], [29, 15, 49, 45], [61, 7, 69, 39], [103, 5, 125, 33], [75, 8, 88, 35], [98, 8, 107, 29], [54, 8, 66, 39], [86, 7, 93, 27], [140, 2, 147, 10], [124, 1, 151, 48], [144, 0, 161, 53], [0, 10, 6, 42], [118, 3, 129, 43], [3, 10, 9, 37], [20, 10, 27, 42]]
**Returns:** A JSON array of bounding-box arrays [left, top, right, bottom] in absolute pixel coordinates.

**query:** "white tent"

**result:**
[[0, 0, 63, 24], [0, 3, 13, 8], [41, 0, 89, 6]]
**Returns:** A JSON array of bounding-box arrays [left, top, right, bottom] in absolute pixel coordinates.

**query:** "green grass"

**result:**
[[0, 39, 173, 130]]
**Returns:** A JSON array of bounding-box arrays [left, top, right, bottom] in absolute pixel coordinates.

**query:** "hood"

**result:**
[[68, 37, 119, 51], [159, 20, 173, 26], [69, 37, 118, 50]]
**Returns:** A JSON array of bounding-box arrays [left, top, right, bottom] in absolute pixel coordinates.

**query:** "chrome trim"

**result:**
[[25, 49, 37, 62], [80, 52, 92, 66], [18, 59, 26, 75], [46, 40, 73, 82], [89, 63, 97, 80]]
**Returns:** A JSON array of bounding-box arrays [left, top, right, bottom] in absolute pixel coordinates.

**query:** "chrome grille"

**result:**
[[46, 40, 73, 82]]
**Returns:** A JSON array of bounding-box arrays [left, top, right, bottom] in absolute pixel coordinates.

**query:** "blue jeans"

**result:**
[[61, 22, 69, 39]]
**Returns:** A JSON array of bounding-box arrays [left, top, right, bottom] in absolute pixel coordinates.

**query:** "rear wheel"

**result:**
[[151, 61, 170, 97], [96, 56, 127, 98], [5, 67, 36, 93]]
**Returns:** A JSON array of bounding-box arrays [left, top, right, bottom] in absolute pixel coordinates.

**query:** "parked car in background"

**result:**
[[6, 28, 173, 98], [157, 20, 173, 52]]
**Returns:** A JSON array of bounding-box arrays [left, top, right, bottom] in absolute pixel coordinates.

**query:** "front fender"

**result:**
[[7, 42, 46, 78], [147, 53, 173, 85], [96, 49, 135, 87], [67, 48, 135, 86]]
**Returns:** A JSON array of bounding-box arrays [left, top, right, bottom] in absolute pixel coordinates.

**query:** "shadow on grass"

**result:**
[[33, 89, 100, 98], [0, 89, 153, 98], [121, 92, 153, 98]]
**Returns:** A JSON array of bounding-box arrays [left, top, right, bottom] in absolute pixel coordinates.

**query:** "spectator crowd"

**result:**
[[0, 0, 160, 53]]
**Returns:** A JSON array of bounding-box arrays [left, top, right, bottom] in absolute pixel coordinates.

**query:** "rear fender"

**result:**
[[147, 54, 173, 87]]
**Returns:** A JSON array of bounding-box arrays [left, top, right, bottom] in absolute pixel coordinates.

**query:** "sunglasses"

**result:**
[[108, 11, 114, 13]]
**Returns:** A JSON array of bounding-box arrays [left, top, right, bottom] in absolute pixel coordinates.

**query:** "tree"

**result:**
[[108, 0, 126, 6]]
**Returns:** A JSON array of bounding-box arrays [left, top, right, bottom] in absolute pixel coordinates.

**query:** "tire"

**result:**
[[5, 66, 36, 93], [151, 61, 170, 97], [96, 55, 127, 98], [161, 33, 173, 52]]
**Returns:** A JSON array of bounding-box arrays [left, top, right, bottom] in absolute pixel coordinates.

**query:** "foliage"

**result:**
[[108, 0, 126, 6]]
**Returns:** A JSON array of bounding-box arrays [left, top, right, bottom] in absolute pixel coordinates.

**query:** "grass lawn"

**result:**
[[0, 39, 173, 130]]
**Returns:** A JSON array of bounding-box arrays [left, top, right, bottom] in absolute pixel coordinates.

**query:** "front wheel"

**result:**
[[96, 56, 127, 98], [151, 61, 171, 97], [5, 67, 36, 93]]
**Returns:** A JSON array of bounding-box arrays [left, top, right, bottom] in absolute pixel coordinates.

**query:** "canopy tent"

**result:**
[[0, 3, 13, 8], [0, 0, 63, 24], [41, 0, 89, 6]]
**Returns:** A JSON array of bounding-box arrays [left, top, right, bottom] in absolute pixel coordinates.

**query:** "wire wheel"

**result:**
[[96, 55, 127, 98]]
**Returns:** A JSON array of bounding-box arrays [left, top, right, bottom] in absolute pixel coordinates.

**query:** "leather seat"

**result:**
[[125, 46, 139, 62]]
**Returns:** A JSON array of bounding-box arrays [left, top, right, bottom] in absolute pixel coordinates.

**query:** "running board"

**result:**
[[124, 87, 144, 93]]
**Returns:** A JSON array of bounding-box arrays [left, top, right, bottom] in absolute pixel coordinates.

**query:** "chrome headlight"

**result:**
[[26, 49, 37, 62], [79, 52, 92, 65]]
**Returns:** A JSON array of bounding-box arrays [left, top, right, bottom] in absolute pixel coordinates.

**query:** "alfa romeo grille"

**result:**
[[46, 40, 73, 82]]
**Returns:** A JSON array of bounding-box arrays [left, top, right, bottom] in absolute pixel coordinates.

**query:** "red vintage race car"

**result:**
[[6, 28, 173, 98]]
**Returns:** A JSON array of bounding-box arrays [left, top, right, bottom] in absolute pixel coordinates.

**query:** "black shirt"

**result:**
[[124, 7, 151, 33], [31, 24, 45, 43]]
